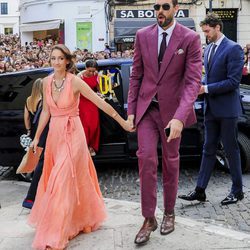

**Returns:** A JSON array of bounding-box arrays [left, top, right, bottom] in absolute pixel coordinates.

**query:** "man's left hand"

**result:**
[[166, 119, 184, 143]]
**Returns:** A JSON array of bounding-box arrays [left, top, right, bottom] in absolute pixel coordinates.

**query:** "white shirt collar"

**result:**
[[214, 34, 225, 48], [158, 20, 176, 38]]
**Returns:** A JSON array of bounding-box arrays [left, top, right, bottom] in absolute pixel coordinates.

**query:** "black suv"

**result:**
[[0, 59, 250, 176]]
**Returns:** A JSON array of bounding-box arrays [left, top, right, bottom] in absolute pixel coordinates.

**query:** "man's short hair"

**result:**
[[172, 0, 178, 6], [200, 12, 223, 32], [157, 0, 178, 6]]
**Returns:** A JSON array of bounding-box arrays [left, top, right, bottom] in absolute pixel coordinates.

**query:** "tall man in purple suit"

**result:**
[[127, 0, 202, 245], [178, 14, 244, 205]]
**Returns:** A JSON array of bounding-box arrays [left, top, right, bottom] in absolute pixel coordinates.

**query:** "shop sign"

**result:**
[[116, 9, 189, 18], [116, 37, 135, 43], [76, 22, 92, 51], [206, 9, 237, 20], [121, 37, 134, 42]]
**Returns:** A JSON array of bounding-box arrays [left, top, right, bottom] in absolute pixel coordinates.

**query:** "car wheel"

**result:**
[[17, 172, 33, 182], [216, 146, 230, 172], [238, 132, 250, 173]]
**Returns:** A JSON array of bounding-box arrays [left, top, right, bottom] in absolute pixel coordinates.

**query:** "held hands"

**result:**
[[128, 114, 135, 129], [122, 119, 136, 132], [122, 114, 136, 132], [165, 119, 184, 143]]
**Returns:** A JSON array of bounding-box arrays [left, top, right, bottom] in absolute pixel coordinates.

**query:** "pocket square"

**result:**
[[175, 49, 184, 55], [16, 146, 43, 174]]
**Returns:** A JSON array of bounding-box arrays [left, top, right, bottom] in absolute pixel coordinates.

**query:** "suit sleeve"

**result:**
[[173, 33, 202, 125], [207, 44, 244, 95], [127, 31, 144, 116]]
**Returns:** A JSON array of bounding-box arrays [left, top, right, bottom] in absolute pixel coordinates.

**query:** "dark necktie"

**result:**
[[158, 32, 167, 68], [208, 43, 217, 69]]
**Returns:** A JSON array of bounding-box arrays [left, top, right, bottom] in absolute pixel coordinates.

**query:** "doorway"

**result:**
[[206, 9, 237, 42]]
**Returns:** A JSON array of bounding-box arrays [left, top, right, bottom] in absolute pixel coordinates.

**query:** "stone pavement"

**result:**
[[1, 164, 250, 235], [1, 180, 250, 250], [97, 164, 250, 234]]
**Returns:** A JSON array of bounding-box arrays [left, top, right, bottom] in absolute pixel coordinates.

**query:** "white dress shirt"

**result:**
[[157, 20, 176, 54], [204, 34, 225, 93]]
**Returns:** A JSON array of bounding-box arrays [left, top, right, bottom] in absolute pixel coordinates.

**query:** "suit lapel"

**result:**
[[204, 44, 211, 73], [158, 23, 182, 81], [208, 37, 227, 73], [146, 24, 158, 77]]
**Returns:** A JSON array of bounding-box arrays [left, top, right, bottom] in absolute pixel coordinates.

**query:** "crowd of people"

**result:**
[[1, 33, 249, 76], [0, 34, 134, 74]]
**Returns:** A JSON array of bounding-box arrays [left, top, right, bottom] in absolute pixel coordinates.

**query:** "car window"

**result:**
[[0, 71, 50, 110]]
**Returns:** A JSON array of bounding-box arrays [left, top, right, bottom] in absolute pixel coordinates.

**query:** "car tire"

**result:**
[[238, 132, 250, 173], [216, 146, 230, 172], [17, 172, 33, 182]]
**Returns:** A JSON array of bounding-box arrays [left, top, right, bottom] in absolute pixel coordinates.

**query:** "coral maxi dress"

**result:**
[[28, 73, 106, 250]]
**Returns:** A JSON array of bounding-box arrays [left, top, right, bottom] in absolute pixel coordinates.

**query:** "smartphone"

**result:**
[[165, 127, 170, 137]]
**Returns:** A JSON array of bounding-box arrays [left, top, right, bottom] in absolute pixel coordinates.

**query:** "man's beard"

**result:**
[[207, 35, 216, 43], [157, 15, 173, 28]]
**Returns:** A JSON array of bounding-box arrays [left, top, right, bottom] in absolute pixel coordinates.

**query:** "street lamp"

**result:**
[[209, 0, 213, 12]]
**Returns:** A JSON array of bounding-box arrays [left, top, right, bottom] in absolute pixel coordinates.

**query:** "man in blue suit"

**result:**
[[179, 13, 244, 205]]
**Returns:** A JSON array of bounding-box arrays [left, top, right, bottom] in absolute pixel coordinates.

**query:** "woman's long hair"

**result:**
[[27, 78, 43, 114]]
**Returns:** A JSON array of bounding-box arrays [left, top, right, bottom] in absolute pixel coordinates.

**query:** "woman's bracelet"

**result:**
[[112, 112, 118, 119]]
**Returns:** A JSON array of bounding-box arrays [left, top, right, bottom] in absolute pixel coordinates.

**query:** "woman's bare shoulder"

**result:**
[[77, 70, 85, 78], [42, 76, 49, 84], [71, 73, 82, 84]]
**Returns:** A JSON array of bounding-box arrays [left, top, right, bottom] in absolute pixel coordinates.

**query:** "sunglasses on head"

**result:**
[[153, 3, 171, 11]]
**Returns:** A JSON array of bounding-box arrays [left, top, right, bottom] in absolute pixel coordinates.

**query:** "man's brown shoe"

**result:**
[[134, 217, 158, 245], [160, 213, 175, 235]]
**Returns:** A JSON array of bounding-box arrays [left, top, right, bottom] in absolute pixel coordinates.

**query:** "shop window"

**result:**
[[1, 3, 8, 15], [4, 27, 13, 35]]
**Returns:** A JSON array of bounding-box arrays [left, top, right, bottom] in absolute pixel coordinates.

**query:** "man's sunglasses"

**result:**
[[153, 3, 171, 11]]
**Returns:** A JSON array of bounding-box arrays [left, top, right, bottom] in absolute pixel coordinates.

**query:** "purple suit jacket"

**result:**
[[127, 22, 202, 127]]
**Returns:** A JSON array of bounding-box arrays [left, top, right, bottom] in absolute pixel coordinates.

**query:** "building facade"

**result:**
[[19, 0, 107, 52], [108, 0, 250, 51], [0, 0, 20, 35]]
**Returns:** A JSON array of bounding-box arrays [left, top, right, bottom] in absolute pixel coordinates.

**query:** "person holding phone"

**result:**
[[127, 0, 202, 245]]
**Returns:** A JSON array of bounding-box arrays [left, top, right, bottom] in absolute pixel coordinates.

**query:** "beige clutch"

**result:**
[[16, 146, 43, 174]]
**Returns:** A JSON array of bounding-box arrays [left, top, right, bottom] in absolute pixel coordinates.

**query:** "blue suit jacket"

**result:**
[[203, 37, 244, 118]]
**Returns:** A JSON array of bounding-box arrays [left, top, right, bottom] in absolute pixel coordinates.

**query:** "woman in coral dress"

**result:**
[[29, 44, 133, 250], [78, 59, 100, 156]]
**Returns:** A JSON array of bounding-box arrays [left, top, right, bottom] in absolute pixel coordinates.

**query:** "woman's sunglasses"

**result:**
[[153, 3, 171, 11]]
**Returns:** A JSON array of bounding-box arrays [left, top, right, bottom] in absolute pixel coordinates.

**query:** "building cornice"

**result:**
[[19, 0, 105, 9]]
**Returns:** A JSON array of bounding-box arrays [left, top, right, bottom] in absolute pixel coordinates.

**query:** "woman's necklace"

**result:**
[[53, 76, 66, 92]]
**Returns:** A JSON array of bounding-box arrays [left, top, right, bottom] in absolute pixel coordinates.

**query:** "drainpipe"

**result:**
[[209, 0, 213, 12]]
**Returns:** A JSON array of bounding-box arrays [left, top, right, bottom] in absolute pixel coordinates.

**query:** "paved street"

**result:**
[[96, 162, 250, 234], [1, 181, 250, 250], [1, 162, 250, 235]]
